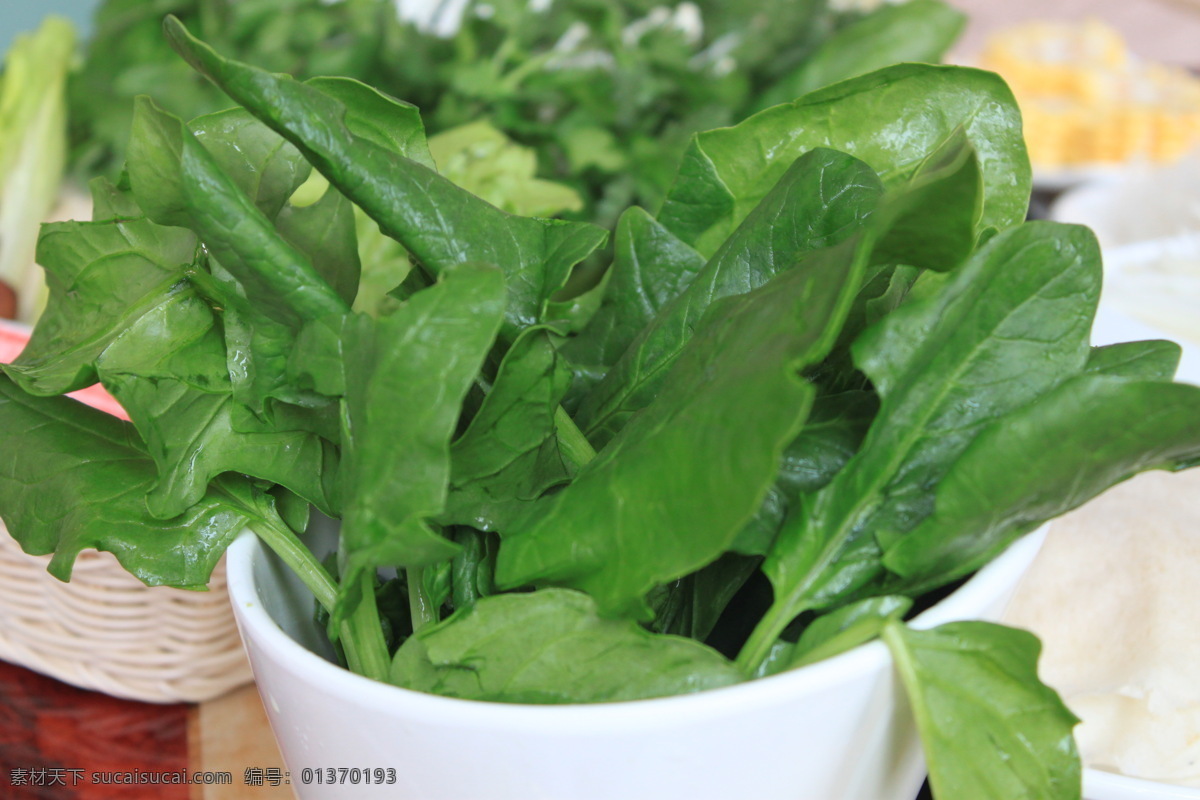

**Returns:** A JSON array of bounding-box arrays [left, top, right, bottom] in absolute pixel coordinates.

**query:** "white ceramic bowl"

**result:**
[[226, 524, 1046, 800], [1085, 770, 1200, 800]]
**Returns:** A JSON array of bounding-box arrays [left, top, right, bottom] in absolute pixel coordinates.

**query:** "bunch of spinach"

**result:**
[[5, 17, 1200, 800], [69, 0, 965, 227]]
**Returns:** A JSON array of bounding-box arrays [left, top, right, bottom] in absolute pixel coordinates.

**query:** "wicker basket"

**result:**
[[0, 518, 253, 703]]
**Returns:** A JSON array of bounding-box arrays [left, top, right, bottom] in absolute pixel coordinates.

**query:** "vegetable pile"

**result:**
[[5, 14, 1200, 800], [68, 0, 966, 225]]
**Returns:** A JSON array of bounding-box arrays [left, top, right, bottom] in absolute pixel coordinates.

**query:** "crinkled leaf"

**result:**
[[883, 376, 1200, 593], [4, 216, 196, 395], [883, 621, 1081, 800], [441, 329, 572, 533], [391, 589, 743, 703], [165, 18, 607, 341], [496, 236, 871, 618], [561, 206, 706, 374], [0, 375, 270, 588], [577, 148, 882, 443], [94, 291, 338, 519], [763, 222, 1100, 617], [332, 264, 507, 606], [659, 64, 1028, 257]]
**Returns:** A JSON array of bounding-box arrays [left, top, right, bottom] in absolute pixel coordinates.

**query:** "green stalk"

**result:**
[[555, 405, 597, 468], [406, 566, 438, 632], [249, 518, 337, 613], [735, 594, 806, 675], [248, 518, 390, 682], [341, 572, 391, 683]]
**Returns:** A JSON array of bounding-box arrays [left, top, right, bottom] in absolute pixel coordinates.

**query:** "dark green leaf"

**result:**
[[561, 206, 706, 373], [441, 329, 573, 533], [333, 264, 507, 598], [0, 375, 269, 588], [790, 595, 911, 668], [762, 222, 1100, 618], [164, 18, 608, 341], [883, 621, 1081, 800], [4, 215, 196, 396], [390, 588, 743, 703], [495, 235, 871, 618], [577, 148, 882, 443], [658, 64, 1028, 257], [883, 376, 1200, 592], [94, 290, 339, 519]]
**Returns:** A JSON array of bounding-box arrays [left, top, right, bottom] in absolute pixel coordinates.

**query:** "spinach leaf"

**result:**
[[391, 588, 742, 703], [94, 290, 339, 519], [790, 595, 911, 669], [647, 553, 763, 643], [441, 329, 573, 533], [742, 222, 1100, 668], [758, 0, 966, 107], [164, 18, 608, 342], [883, 621, 1081, 800], [576, 148, 882, 443], [0, 375, 276, 588], [496, 235, 871, 619], [1083, 340, 1180, 380], [313, 264, 507, 607], [3, 215, 197, 396], [882, 376, 1200, 593], [561, 206, 706, 376], [658, 64, 1028, 257]]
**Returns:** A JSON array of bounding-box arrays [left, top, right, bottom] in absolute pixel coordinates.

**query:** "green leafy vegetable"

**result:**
[[8, 19, 1200, 799], [391, 588, 742, 703], [883, 621, 1082, 800], [496, 235, 871, 618], [0, 16, 74, 322]]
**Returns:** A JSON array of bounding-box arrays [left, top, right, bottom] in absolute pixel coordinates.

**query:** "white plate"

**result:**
[[1086, 768, 1200, 800]]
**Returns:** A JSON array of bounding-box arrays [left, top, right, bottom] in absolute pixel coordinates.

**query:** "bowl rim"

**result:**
[[226, 524, 1046, 729], [1084, 767, 1200, 799]]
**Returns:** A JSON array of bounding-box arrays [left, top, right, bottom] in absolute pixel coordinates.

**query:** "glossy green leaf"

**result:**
[[883, 621, 1081, 800], [761, 222, 1100, 623], [883, 376, 1200, 592], [94, 291, 339, 519], [441, 329, 573, 533], [188, 106, 311, 219], [576, 148, 882, 443], [164, 18, 607, 341], [658, 64, 1028, 257], [648, 553, 762, 642], [790, 595, 911, 668], [759, 0, 966, 107], [332, 264, 507, 598], [0, 376, 268, 588], [3, 216, 197, 396], [391, 589, 743, 703], [496, 235, 871, 618], [561, 206, 706, 375]]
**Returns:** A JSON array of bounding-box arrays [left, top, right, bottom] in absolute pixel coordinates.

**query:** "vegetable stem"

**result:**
[[735, 596, 803, 675], [248, 519, 338, 613], [407, 566, 439, 632], [341, 573, 392, 683], [554, 405, 597, 468]]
